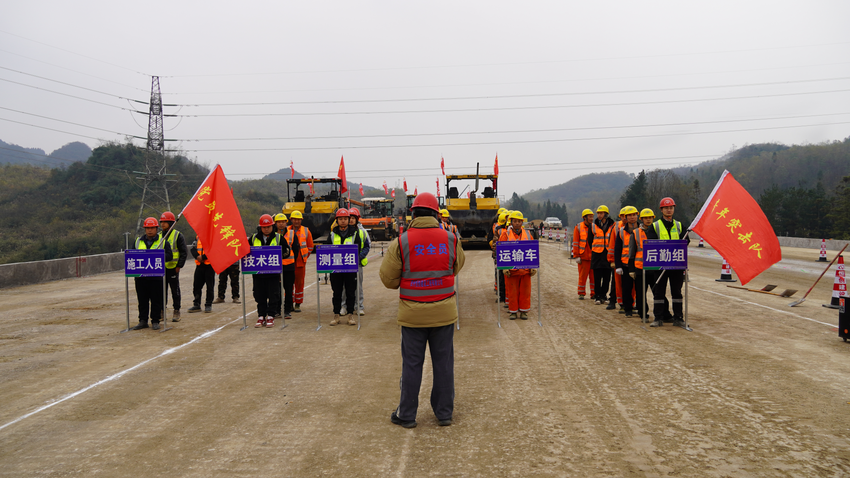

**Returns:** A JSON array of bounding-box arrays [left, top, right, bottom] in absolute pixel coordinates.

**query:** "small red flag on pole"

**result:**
[[441, 156, 445, 176], [290, 161, 294, 179], [689, 170, 781, 285], [309, 180, 314, 196], [180, 165, 250, 274], [403, 178, 408, 193], [436, 178, 440, 197], [391, 189, 396, 199], [414, 186, 418, 196], [383, 181, 388, 195], [359, 183, 364, 196], [338, 156, 348, 194], [494, 153, 499, 176]]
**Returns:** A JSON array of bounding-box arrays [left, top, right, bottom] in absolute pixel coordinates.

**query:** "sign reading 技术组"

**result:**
[[125, 249, 166, 277], [316, 244, 359, 273], [642, 239, 688, 270], [496, 240, 539, 270], [241, 245, 283, 274]]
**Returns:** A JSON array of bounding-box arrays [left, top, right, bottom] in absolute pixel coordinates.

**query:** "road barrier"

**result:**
[[0, 252, 124, 289]]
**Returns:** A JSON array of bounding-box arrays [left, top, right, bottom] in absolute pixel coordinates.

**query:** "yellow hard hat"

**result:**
[[582, 209, 594, 218], [499, 212, 510, 225], [640, 208, 655, 219], [622, 206, 639, 216], [289, 210, 303, 219], [509, 211, 526, 222], [497, 207, 507, 215], [441, 209, 450, 218], [619, 207, 626, 216], [597, 205, 609, 214], [274, 213, 287, 222]]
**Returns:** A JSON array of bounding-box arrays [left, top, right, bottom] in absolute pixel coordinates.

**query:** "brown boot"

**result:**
[[348, 316, 357, 326], [330, 315, 340, 326], [212, 297, 225, 304], [172, 309, 181, 322]]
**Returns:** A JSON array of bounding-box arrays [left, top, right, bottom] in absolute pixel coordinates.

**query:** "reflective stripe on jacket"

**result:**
[[653, 219, 682, 240], [591, 222, 610, 253], [287, 225, 312, 265], [632, 228, 647, 269], [607, 220, 623, 263], [163, 230, 181, 269], [135, 234, 162, 249], [398, 227, 457, 302], [194, 238, 211, 265]]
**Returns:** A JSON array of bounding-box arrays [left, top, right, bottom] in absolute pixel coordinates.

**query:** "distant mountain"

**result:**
[[0, 140, 91, 168], [520, 171, 635, 226], [262, 167, 385, 202]]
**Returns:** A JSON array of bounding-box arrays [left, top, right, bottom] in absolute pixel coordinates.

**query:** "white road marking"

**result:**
[[690, 285, 836, 328]]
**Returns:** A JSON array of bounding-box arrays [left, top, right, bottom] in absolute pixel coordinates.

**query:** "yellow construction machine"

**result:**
[[281, 177, 346, 243], [445, 163, 500, 247]]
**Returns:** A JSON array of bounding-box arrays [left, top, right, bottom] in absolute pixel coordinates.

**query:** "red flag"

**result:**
[[403, 178, 408, 193], [359, 183, 364, 196], [309, 180, 314, 195], [414, 187, 418, 195], [338, 156, 348, 194], [391, 189, 396, 199], [689, 170, 781, 285], [383, 181, 388, 195], [290, 161, 294, 179], [494, 153, 499, 176], [436, 178, 440, 197], [441, 156, 445, 176], [180, 165, 250, 274], [467, 192, 470, 198]]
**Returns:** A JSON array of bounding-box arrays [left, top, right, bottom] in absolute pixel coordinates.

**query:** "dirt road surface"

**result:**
[[1, 241, 848, 477]]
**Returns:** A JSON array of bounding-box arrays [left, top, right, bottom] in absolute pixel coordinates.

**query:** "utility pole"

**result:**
[[134, 76, 173, 235]]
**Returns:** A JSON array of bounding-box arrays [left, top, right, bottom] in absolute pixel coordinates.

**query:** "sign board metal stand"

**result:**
[[241, 272, 248, 330], [642, 239, 691, 332], [316, 273, 322, 331], [123, 248, 166, 333]]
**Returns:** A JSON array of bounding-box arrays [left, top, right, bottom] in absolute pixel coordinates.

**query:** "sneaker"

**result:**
[[232, 298, 241, 304], [255, 317, 265, 328], [348, 316, 357, 326], [204, 305, 212, 313], [213, 298, 225, 304], [131, 322, 149, 330], [618, 309, 625, 314], [266, 317, 275, 327], [509, 313, 518, 320], [152, 322, 161, 330], [650, 320, 663, 327], [172, 310, 181, 322], [624, 312, 633, 318], [519, 311, 528, 320], [330, 315, 340, 326], [594, 300, 601, 305], [673, 319, 686, 328], [390, 411, 417, 429], [437, 418, 452, 427], [294, 303, 301, 312], [188, 306, 201, 313], [606, 303, 616, 310], [284, 311, 292, 319], [273, 313, 282, 319], [358, 309, 365, 316], [503, 303, 509, 308], [578, 296, 585, 300]]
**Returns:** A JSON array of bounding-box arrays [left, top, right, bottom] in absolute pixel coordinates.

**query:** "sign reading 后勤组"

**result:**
[[642, 239, 688, 270], [496, 240, 539, 270], [241, 245, 283, 274], [315, 244, 359, 274], [125, 249, 166, 277]]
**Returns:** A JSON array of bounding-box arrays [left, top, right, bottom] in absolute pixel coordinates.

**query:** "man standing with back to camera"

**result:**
[[380, 193, 465, 429]]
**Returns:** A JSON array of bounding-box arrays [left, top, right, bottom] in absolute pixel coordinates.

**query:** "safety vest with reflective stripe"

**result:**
[[591, 222, 611, 253], [251, 233, 280, 247], [632, 228, 647, 269], [399, 227, 457, 303], [135, 234, 162, 250], [282, 230, 296, 266], [607, 220, 624, 262], [441, 222, 459, 235], [498, 227, 531, 242], [194, 238, 211, 265], [162, 229, 181, 269], [620, 227, 633, 265], [652, 219, 682, 240], [572, 222, 591, 256], [287, 225, 312, 264]]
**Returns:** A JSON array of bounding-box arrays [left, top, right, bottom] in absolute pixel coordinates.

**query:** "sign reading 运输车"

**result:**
[[642, 239, 688, 271], [316, 244, 359, 274], [496, 241, 539, 270], [241, 245, 283, 275], [125, 249, 166, 277]]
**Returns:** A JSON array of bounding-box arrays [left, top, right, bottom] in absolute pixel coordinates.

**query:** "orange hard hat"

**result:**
[[335, 208, 350, 218], [143, 217, 159, 228], [259, 214, 274, 227], [411, 192, 440, 212]]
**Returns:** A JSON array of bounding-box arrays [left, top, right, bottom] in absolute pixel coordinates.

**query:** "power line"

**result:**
[[177, 120, 850, 153], [0, 65, 151, 104], [0, 116, 142, 142], [0, 106, 145, 139], [0, 76, 145, 113], [165, 88, 850, 118]]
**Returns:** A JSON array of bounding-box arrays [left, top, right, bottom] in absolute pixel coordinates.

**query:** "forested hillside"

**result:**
[[0, 139, 92, 169]]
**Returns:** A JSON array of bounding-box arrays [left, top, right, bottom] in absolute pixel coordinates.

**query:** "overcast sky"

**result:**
[[2, 0, 849, 199]]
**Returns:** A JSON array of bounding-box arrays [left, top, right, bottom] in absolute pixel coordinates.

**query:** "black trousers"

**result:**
[[397, 324, 455, 422], [165, 268, 181, 310], [217, 263, 240, 300], [592, 267, 611, 302], [252, 274, 281, 318], [653, 270, 684, 319], [498, 269, 506, 302], [135, 277, 163, 323], [621, 270, 653, 319], [280, 269, 295, 315], [193, 263, 215, 307], [330, 272, 356, 315]]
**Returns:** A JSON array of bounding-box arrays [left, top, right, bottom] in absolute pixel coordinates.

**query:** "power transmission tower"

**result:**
[[134, 76, 173, 234]]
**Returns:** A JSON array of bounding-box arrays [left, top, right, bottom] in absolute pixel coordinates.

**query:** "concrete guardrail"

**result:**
[[0, 252, 124, 289]]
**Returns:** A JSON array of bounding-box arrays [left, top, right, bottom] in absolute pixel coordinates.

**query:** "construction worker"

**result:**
[[499, 211, 537, 320], [159, 211, 187, 322], [606, 208, 627, 310], [614, 206, 639, 317], [327, 209, 359, 326], [348, 207, 371, 316], [250, 214, 282, 328], [590, 205, 614, 305], [489, 210, 511, 307], [287, 210, 313, 313], [440, 209, 459, 236], [132, 217, 164, 330], [572, 209, 596, 300], [652, 197, 688, 327], [379, 192, 464, 428], [189, 237, 215, 314], [213, 260, 240, 305], [627, 208, 657, 322], [273, 213, 293, 319]]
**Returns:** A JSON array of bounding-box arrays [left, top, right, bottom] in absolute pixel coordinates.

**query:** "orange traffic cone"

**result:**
[[698, 238, 705, 248], [818, 239, 828, 262], [823, 255, 846, 309], [715, 258, 737, 282]]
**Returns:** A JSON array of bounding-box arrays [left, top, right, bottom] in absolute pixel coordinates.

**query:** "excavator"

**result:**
[[352, 197, 397, 241], [445, 163, 500, 248]]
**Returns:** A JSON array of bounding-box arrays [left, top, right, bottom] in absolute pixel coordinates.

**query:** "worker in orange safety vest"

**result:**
[[572, 209, 595, 299]]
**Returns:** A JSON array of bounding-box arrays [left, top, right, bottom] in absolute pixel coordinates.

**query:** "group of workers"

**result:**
[[488, 208, 537, 320], [572, 197, 686, 327]]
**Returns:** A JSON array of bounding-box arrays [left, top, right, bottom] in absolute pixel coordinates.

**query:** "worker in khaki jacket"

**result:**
[[379, 193, 465, 429]]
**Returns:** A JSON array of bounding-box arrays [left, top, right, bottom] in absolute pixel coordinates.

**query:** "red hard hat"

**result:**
[[259, 214, 274, 226], [659, 197, 676, 208], [411, 192, 440, 212], [335, 208, 350, 218], [143, 217, 159, 228], [348, 207, 360, 217], [160, 211, 176, 222]]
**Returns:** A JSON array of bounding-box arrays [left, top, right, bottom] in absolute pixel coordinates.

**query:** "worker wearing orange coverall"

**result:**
[[499, 211, 536, 320], [572, 209, 595, 300]]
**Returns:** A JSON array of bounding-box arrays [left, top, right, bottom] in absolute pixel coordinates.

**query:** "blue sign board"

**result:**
[[496, 240, 540, 270], [241, 245, 283, 275], [125, 249, 165, 277], [642, 239, 688, 270], [316, 244, 359, 273]]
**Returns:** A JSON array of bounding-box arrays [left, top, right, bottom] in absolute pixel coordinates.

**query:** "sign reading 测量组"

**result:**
[[496, 240, 539, 270], [316, 244, 359, 273], [642, 239, 688, 270], [125, 249, 166, 277], [241, 245, 283, 274]]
